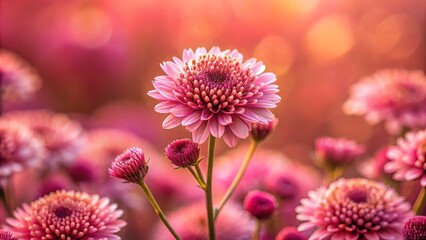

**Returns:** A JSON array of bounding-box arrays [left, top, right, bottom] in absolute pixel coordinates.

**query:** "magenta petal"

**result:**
[[182, 111, 201, 126], [364, 232, 379, 240], [201, 109, 214, 120], [217, 113, 233, 126], [170, 104, 193, 117], [209, 118, 225, 138], [192, 122, 210, 144], [162, 115, 182, 129], [229, 117, 250, 139], [222, 129, 238, 147]]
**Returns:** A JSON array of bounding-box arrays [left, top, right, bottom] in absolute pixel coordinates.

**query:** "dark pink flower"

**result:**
[[344, 69, 426, 134], [244, 190, 277, 220], [109, 147, 148, 183], [148, 47, 280, 147], [0, 49, 42, 102], [165, 138, 200, 168], [296, 178, 412, 240], [0, 230, 15, 240], [315, 137, 365, 167], [5, 190, 126, 239], [385, 128, 426, 186], [402, 216, 426, 240], [251, 118, 278, 142], [275, 227, 306, 240]]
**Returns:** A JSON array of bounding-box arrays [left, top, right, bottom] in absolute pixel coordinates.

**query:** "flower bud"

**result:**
[[251, 118, 278, 142], [109, 147, 148, 183], [402, 216, 426, 240], [243, 190, 277, 220], [165, 138, 200, 168]]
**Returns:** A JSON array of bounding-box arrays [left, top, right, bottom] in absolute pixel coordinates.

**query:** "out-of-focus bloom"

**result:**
[[153, 203, 254, 240], [358, 147, 391, 179], [109, 147, 148, 183], [37, 174, 71, 198], [344, 69, 426, 134], [244, 190, 277, 220], [385, 129, 426, 186], [5, 190, 126, 239], [0, 120, 44, 179], [66, 158, 98, 183], [165, 138, 200, 168], [402, 216, 426, 240], [0, 49, 42, 102], [314, 137, 365, 168], [2, 110, 85, 166], [296, 178, 412, 240], [0, 230, 15, 240], [275, 227, 306, 240], [148, 47, 280, 147], [251, 118, 278, 142]]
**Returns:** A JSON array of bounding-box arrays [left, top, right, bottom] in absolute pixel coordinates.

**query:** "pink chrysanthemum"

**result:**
[[244, 190, 277, 220], [165, 138, 200, 168], [314, 137, 365, 168], [296, 178, 412, 240], [148, 47, 280, 147], [343, 69, 426, 134], [109, 147, 148, 183], [0, 49, 42, 102], [402, 216, 426, 240], [5, 190, 126, 240], [0, 120, 45, 179], [0, 230, 16, 240], [2, 110, 85, 166], [385, 128, 426, 186], [153, 203, 254, 240]]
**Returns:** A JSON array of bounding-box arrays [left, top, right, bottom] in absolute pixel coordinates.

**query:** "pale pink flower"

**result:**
[[0, 120, 45, 179], [2, 110, 85, 166], [385, 128, 426, 186], [314, 137, 365, 168], [0, 49, 42, 102], [344, 69, 426, 134], [296, 178, 412, 240], [153, 203, 254, 240], [5, 190, 126, 239], [148, 47, 280, 147]]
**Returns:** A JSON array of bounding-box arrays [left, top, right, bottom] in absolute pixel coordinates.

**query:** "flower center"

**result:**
[[347, 188, 368, 203], [53, 206, 72, 218], [205, 70, 229, 84]]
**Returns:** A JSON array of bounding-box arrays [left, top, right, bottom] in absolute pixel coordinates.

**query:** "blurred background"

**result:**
[[1, 0, 426, 162]]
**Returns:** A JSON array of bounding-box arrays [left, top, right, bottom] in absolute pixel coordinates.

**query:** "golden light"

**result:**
[[273, 0, 319, 17]]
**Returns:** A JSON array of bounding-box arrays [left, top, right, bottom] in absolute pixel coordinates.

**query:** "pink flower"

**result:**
[[5, 190, 126, 239], [153, 203, 254, 240], [344, 69, 426, 134], [314, 137, 365, 168], [275, 227, 306, 240], [385, 128, 426, 186], [0, 49, 42, 102], [402, 216, 426, 240], [251, 118, 278, 142], [244, 190, 277, 220], [0, 230, 16, 240], [165, 138, 200, 168], [148, 47, 280, 147], [0, 120, 45, 179], [109, 147, 148, 183], [296, 178, 412, 240]]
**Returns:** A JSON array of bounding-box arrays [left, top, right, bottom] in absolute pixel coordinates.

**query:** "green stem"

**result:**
[[206, 135, 216, 240], [195, 164, 206, 186], [413, 187, 426, 214], [215, 140, 258, 219], [324, 166, 344, 186], [138, 181, 181, 240], [252, 220, 261, 240], [187, 166, 206, 189]]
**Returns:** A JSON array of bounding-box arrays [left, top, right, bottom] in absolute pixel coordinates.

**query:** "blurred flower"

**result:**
[[296, 178, 412, 240], [153, 202, 254, 240], [37, 174, 71, 198], [402, 216, 426, 240], [66, 158, 98, 183], [2, 110, 85, 167], [385, 128, 426, 186], [165, 138, 200, 168], [5, 190, 126, 239], [0, 49, 42, 103], [0, 230, 15, 240], [148, 46, 280, 147], [251, 118, 278, 142], [109, 147, 148, 183], [344, 69, 426, 134], [314, 137, 365, 168], [358, 147, 391, 179], [0, 120, 44, 179], [244, 190, 277, 220], [275, 227, 306, 240]]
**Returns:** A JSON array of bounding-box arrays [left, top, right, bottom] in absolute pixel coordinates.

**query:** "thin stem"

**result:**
[[215, 140, 258, 219], [206, 135, 216, 240], [187, 166, 206, 189], [324, 166, 344, 186], [252, 220, 261, 240], [195, 164, 206, 186], [0, 177, 13, 216], [413, 187, 426, 214], [138, 181, 181, 240]]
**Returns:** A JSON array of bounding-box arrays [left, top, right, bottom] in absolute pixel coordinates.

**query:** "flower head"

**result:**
[[244, 190, 277, 220], [402, 216, 426, 240], [109, 147, 148, 183], [275, 227, 306, 240], [0, 49, 42, 102], [296, 178, 412, 240], [5, 190, 126, 239], [165, 138, 200, 167], [344, 69, 426, 134], [153, 203, 254, 240], [251, 118, 278, 142], [385, 128, 426, 186], [0, 230, 15, 240], [148, 47, 280, 147], [315, 137, 365, 168]]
